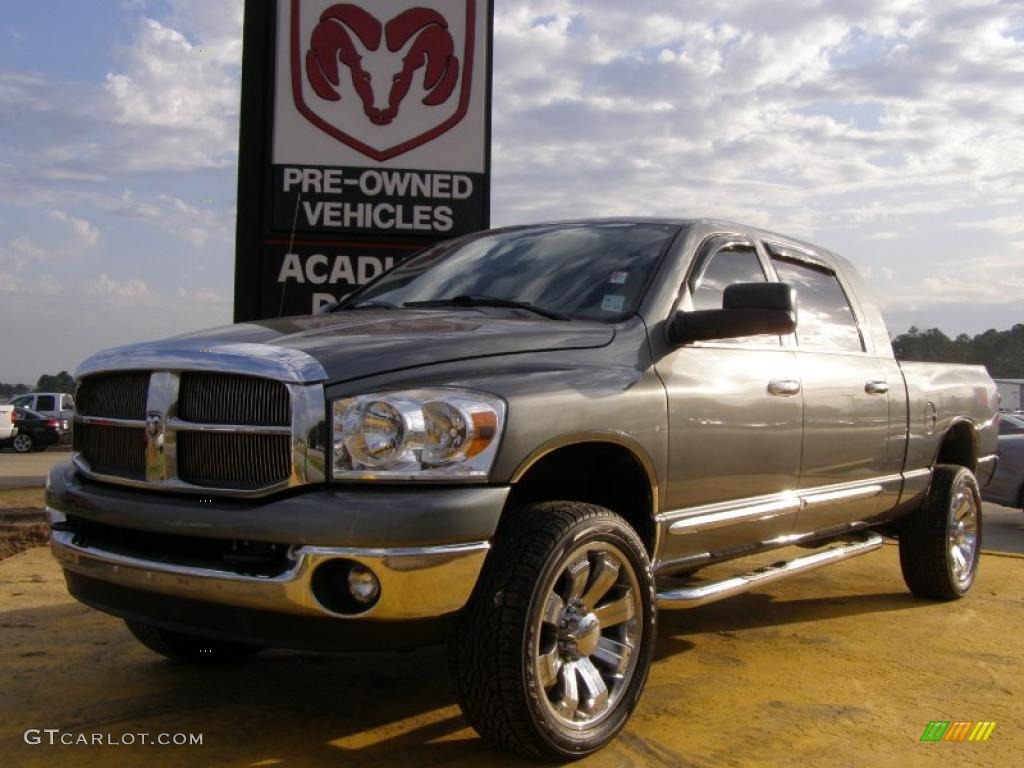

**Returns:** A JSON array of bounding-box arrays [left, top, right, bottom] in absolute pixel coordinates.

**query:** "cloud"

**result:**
[[36, 274, 61, 296], [10, 237, 49, 261], [2, 0, 1024, 380], [85, 273, 152, 299], [0, 237, 50, 273], [0, 270, 20, 293], [99, 9, 243, 171], [490, 1, 1024, 242], [49, 210, 101, 248], [177, 286, 225, 305], [84, 190, 231, 248]]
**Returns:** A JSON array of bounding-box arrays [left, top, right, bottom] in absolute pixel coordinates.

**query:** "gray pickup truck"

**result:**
[[47, 219, 999, 760]]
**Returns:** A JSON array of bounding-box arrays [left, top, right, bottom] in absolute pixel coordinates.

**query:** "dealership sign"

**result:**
[[234, 0, 492, 321]]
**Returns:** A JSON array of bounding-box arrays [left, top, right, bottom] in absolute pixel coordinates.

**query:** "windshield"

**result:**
[[341, 222, 680, 321]]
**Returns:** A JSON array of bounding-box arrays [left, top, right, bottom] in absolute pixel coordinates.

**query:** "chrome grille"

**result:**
[[71, 365, 325, 497], [178, 373, 290, 426], [178, 432, 291, 489], [73, 422, 145, 479], [77, 372, 149, 420]]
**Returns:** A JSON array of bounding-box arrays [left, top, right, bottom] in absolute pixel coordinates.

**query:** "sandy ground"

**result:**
[[1, 539, 1020, 768]]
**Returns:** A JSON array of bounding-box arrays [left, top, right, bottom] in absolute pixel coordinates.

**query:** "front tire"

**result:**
[[899, 465, 982, 599], [125, 620, 261, 664], [451, 501, 656, 761]]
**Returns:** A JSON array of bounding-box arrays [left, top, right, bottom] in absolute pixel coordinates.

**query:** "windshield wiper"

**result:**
[[332, 300, 398, 312], [404, 295, 569, 321]]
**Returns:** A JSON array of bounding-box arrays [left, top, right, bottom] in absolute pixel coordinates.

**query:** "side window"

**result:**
[[35, 395, 56, 411], [62, 395, 74, 410], [689, 244, 779, 346], [11, 396, 31, 409], [771, 258, 863, 353], [691, 245, 767, 310]]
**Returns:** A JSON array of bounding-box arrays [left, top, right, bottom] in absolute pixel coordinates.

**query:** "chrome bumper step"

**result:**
[[656, 531, 884, 610]]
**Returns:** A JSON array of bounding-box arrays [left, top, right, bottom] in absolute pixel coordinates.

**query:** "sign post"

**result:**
[[234, 0, 493, 321]]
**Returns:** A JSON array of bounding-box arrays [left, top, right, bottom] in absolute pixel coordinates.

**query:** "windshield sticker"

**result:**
[[609, 271, 629, 285], [601, 294, 626, 313]]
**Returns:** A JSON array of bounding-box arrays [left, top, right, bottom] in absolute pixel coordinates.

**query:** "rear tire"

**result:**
[[450, 501, 656, 761], [12, 433, 34, 453], [899, 465, 981, 600], [125, 620, 261, 664]]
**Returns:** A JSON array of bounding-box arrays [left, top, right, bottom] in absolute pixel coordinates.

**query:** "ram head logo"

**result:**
[[290, 0, 476, 161], [305, 4, 460, 126]]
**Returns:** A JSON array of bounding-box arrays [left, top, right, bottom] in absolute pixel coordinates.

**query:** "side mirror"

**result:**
[[668, 282, 797, 345]]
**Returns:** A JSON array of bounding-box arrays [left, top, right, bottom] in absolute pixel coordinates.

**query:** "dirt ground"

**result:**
[[0, 489, 48, 561], [1, 538, 1020, 768]]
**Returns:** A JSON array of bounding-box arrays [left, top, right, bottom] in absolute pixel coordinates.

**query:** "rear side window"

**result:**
[[35, 395, 56, 411], [772, 258, 863, 353], [62, 395, 74, 410]]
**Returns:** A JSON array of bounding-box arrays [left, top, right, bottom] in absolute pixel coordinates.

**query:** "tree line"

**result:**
[[0, 371, 76, 401], [892, 324, 1024, 378]]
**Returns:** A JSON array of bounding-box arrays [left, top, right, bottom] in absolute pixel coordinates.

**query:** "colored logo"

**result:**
[[920, 721, 996, 742], [291, 0, 476, 161]]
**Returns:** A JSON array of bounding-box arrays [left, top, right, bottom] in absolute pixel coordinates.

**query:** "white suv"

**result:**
[[0, 404, 14, 442]]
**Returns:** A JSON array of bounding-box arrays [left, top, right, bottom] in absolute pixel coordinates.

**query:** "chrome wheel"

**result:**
[[948, 483, 979, 589], [12, 433, 33, 453], [533, 542, 642, 731]]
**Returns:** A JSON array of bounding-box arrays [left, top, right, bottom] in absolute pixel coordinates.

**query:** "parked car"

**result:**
[[46, 219, 999, 760], [10, 392, 73, 442], [998, 412, 1024, 436], [2, 407, 61, 453], [10, 392, 74, 423], [983, 433, 1024, 512]]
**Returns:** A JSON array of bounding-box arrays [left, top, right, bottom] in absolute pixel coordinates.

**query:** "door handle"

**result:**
[[865, 380, 889, 395], [768, 379, 801, 397]]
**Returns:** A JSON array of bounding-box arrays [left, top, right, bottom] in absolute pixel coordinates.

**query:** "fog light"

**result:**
[[347, 564, 380, 605]]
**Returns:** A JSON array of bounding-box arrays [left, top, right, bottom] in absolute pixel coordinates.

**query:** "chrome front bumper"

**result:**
[[50, 518, 489, 621]]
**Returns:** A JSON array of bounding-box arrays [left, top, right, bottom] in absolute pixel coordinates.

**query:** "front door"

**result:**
[[655, 236, 803, 568]]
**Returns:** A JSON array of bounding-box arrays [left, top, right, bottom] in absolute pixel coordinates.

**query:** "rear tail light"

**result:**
[[11, 411, 19, 422], [47, 419, 59, 427]]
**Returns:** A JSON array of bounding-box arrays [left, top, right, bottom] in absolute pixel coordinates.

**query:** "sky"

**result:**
[[1, 0, 1022, 384]]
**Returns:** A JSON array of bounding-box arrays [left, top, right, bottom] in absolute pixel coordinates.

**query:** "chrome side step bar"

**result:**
[[656, 532, 884, 610]]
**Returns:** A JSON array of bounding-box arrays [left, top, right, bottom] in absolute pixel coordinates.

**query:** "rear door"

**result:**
[[767, 247, 892, 534], [655, 235, 803, 567]]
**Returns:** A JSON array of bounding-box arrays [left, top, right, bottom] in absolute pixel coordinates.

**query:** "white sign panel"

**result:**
[[274, 0, 489, 174]]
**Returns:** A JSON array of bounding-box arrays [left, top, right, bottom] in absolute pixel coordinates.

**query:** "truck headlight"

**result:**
[[331, 389, 506, 481]]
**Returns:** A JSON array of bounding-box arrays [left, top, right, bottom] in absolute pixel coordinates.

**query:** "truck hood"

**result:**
[[79, 310, 616, 383]]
